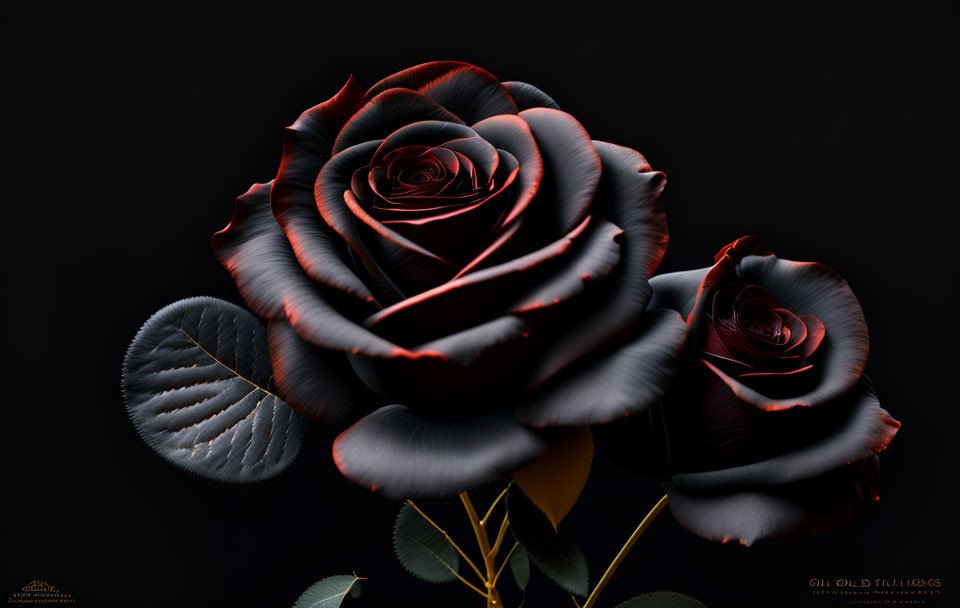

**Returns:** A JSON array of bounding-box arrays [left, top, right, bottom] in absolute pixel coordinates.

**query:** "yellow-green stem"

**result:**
[[461, 491, 505, 608], [581, 494, 670, 608]]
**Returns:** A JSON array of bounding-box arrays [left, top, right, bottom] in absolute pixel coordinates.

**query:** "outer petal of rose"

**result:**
[[365, 61, 519, 123], [648, 268, 712, 318], [524, 143, 667, 386], [333, 404, 545, 497], [269, 77, 375, 303], [349, 315, 536, 408], [516, 309, 688, 426], [267, 319, 384, 426], [365, 216, 617, 345], [212, 181, 330, 318], [517, 108, 602, 241], [502, 81, 561, 110], [667, 456, 882, 546], [317, 139, 453, 300], [706, 255, 870, 410], [331, 88, 464, 154], [672, 378, 899, 492]]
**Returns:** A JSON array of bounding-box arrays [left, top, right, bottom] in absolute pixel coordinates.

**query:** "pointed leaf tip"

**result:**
[[293, 574, 363, 608], [512, 426, 593, 529], [507, 489, 589, 597]]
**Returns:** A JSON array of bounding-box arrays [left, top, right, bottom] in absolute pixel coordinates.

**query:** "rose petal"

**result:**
[[417, 65, 519, 123], [212, 182, 304, 318], [524, 143, 666, 386], [516, 309, 688, 426], [508, 217, 625, 314], [518, 108, 602, 242], [317, 140, 454, 298], [668, 456, 883, 546], [379, 149, 519, 264], [350, 314, 538, 408], [267, 319, 384, 426], [438, 136, 500, 184], [365, 216, 601, 345], [365, 61, 518, 123], [333, 404, 545, 498], [332, 88, 464, 155], [270, 77, 375, 303], [672, 378, 899, 492], [502, 81, 561, 111], [648, 268, 712, 319]]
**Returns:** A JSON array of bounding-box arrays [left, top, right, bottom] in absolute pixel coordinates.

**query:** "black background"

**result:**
[[2, 1, 957, 607]]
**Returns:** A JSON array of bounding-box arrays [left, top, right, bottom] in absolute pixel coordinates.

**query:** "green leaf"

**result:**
[[293, 574, 363, 608], [507, 489, 588, 597], [615, 591, 708, 608], [394, 502, 460, 583], [509, 544, 530, 590]]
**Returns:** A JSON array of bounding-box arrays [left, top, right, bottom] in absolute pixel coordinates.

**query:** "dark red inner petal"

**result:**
[[703, 282, 827, 380], [347, 138, 523, 271]]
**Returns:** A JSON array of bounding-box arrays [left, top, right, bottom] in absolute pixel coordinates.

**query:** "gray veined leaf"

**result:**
[[293, 574, 363, 608], [122, 297, 305, 482], [393, 502, 460, 583]]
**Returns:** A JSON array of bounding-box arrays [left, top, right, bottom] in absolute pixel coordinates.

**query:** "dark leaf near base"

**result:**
[[507, 490, 589, 597], [510, 544, 531, 590], [393, 502, 460, 583], [293, 574, 363, 608], [122, 297, 305, 482], [615, 591, 707, 608]]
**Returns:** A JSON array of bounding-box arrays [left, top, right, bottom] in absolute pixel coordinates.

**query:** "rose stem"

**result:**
[[480, 481, 513, 528], [405, 500, 487, 589], [581, 494, 670, 608], [461, 491, 505, 608]]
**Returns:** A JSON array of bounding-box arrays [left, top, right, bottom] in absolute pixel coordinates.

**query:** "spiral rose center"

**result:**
[[702, 283, 826, 378]]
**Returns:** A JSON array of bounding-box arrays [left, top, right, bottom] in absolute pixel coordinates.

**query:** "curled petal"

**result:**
[[648, 268, 711, 319], [502, 81, 561, 110], [267, 319, 384, 426], [471, 114, 544, 230], [333, 405, 545, 497], [366, 216, 605, 345], [349, 315, 535, 408], [332, 88, 464, 155], [668, 456, 883, 546], [518, 108, 602, 241], [365, 61, 519, 123], [525, 143, 667, 386], [516, 309, 688, 426], [213, 182, 299, 318], [317, 140, 444, 301], [672, 378, 899, 491], [270, 77, 374, 302]]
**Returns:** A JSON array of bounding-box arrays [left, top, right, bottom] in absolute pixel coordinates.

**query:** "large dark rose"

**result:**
[[603, 236, 900, 545], [211, 62, 688, 497]]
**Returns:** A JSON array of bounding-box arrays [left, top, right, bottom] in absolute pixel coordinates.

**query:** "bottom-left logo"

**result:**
[[6, 580, 76, 605]]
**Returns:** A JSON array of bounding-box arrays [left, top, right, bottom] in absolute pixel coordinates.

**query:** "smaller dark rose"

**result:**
[[600, 236, 900, 546]]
